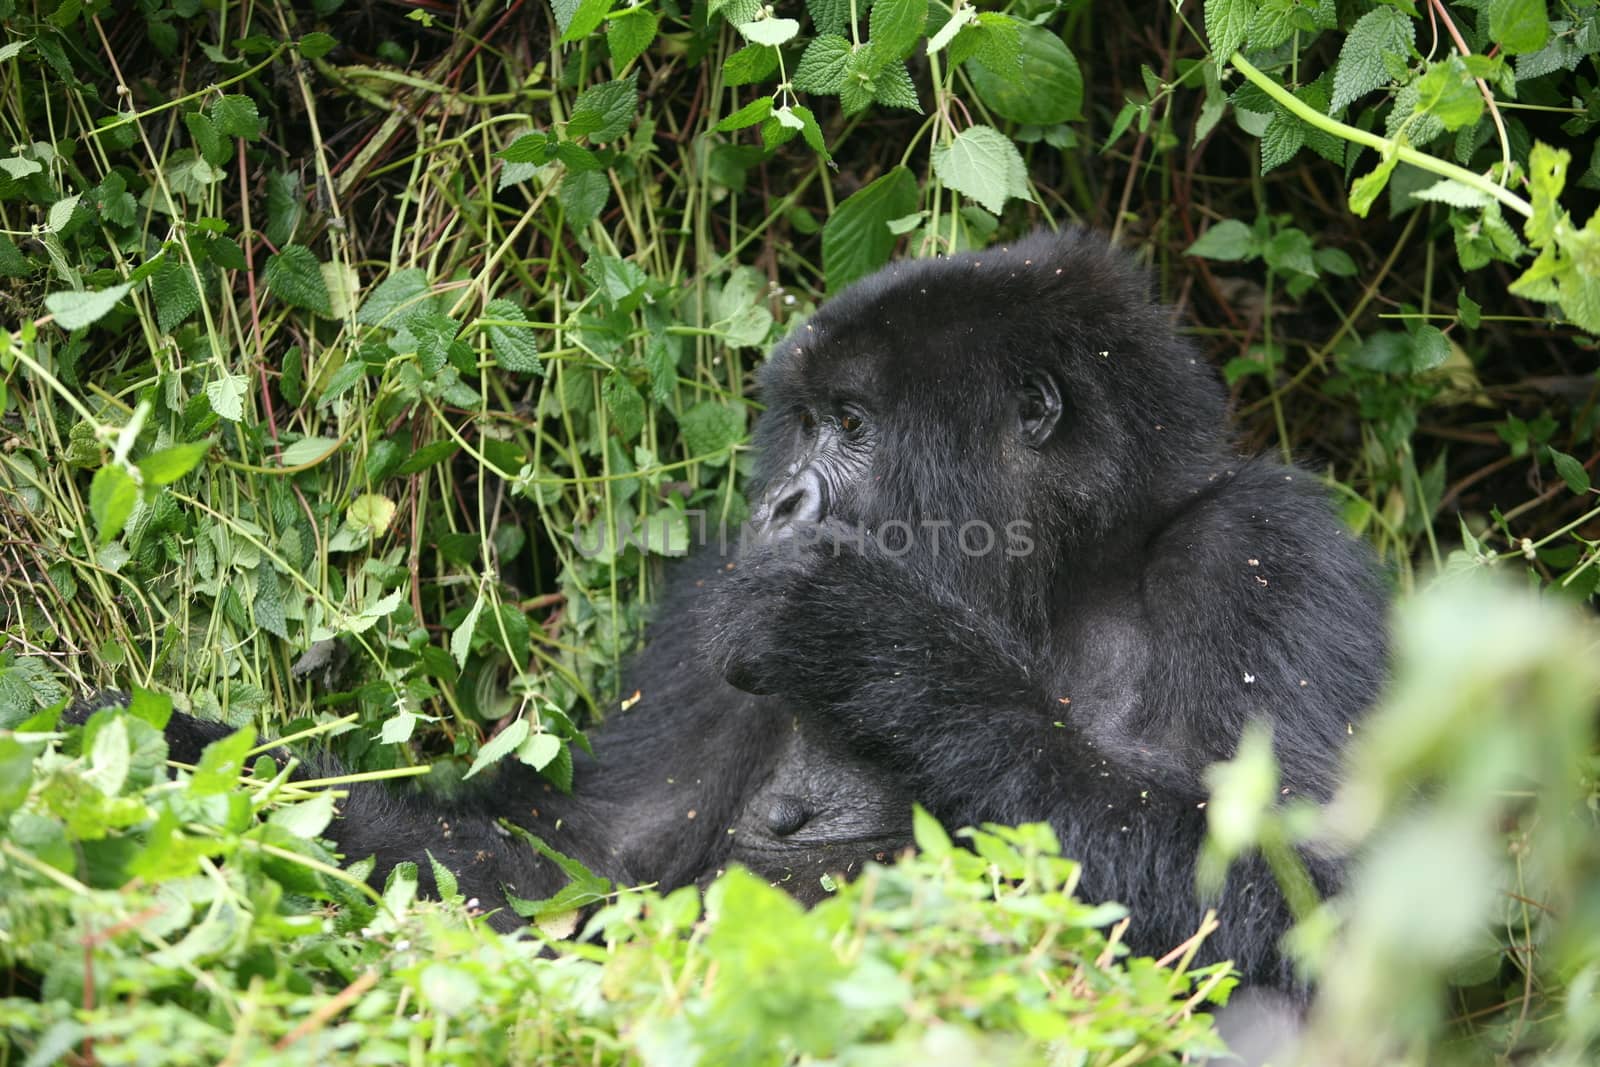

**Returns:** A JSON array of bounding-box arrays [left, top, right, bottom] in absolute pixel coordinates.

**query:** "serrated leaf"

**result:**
[[1414, 57, 1484, 132], [211, 95, 263, 140], [1412, 178, 1493, 208], [794, 34, 851, 94], [45, 283, 131, 330], [678, 400, 746, 458], [1331, 7, 1414, 113], [499, 132, 553, 164], [426, 851, 460, 900], [137, 439, 211, 485], [791, 104, 830, 160], [931, 124, 1031, 215], [264, 245, 332, 316], [559, 168, 610, 227], [1204, 0, 1254, 61], [927, 7, 975, 56], [607, 8, 658, 69], [822, 165, 917, 289], [483, 298, 541, 374], [206, 372, 249, 421], [90, 465, 138, 545], [450, 585, 486, 669], [1549, 449, 1591, 494], [806, 0, 848, 35], [358, 268, 430, 327], [568, 73, 638, 144], [298, 31, 337, 60], [967, 25, 1081, 126], [254, 557, 288, 640], [716, 96, 774, 132], [871, 60, 921, 111], [185, 111, 225, 165], [723, 42, 780, 86], [516, 731, 563, 772], [151, 258, 201, 333], [464, 717, 529, 780], [603, 372, 646, 441], [1184, 219, 1258, 261], [1258, 111, 1305, 173], [869, 0, 926, 61]]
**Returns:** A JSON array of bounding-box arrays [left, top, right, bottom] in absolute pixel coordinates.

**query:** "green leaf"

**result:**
[[1204, 0, 1255, 62], [607, 8, 657, 68], [450, 584, 486, 669], [870, 60, 921, 111], [560, 0, 615, 43], [1412, 178, 1493, 208], [722, 43, 778, 87], [1456, 289, 1482, 329], [483, 298, 541, 374], [1549, 449, 1591, 494], [499, 132, 553, 164], [1524, 141, 1568, 249], [151, 257, 201, 333], [426, 850, 460, 900], [189, 726, 256, 795], [715, 96, 774, 132], [269, 791, 337, 839], [1414, 57, 1484, 132], [90, 465, 138, 544], [45, 283, 131, 331], [137, 439, 211, 485], [264, 245, 332, 316], [603, 372, 646, 441], [278, 436, 339, 467], [1258, 111, 1305, 173], [678, 400, 746, 458], [1489, 0, 1549, 56], [358, 268, 430, 327], [790, 104, 830, 160], [516, 732, 563, 772], [738, 17, 800, 47], [211, 95, 263, 140], [1410, 325, 1450, 371], [794, 34, 851, 94], [1331, 7, 1414, 113], [1185, 219, 1259, 261], [205, 372, 249, 421], [185, 111, 224, 165], [927, 7, 975, 56], [567, 72, 638, 144], [465, 717, 529, 780], [931, 124, 1032, 215], [868, 0, 926, 61], [821, 165, 917, 289], [966, 25, 1082, 126], [297, 31, 338, 59], [559, 168, 610, 227], [1349, 151, 1400, 217]]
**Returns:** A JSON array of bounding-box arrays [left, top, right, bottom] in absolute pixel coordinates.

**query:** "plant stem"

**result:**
[[1228, 52, 1531, 219]]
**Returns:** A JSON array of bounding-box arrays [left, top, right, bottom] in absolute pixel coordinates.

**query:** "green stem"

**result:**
[[1228, 52, 1531, 219]]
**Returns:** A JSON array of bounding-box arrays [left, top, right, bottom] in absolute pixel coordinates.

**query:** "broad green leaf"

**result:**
[[264, 245, 333, 316], [357, 268, 430, 327], [90, 465, 138, 544], [516, 731, 563, 772], [268, 791, 337, 839], [1331, 7, 1414, 113], [723, 43, 780, 86], [189, 726, 256, 794], [450, 584, 485, 669], [822, 165, 918, 289], [678, 400, 746, 458], [966, 25, 1082, 126], [794, 34, 851, 94], [1185, 219, 1258, 261], [791, 105, 830, 159], [607, 8, 658, 69], [499, 132, 553, 164], [483, 298, 541, 374], [603, 372, 646, 441], [1489, 0, 1549, 55], [560, 0, 615, 43], [1414, 58, 1484, 132], [930, 124, 1032, 215], [279, 436, 339, 467], [1524, 142, 1568, 249], [45, 283, 131, 330], [715, 96, 774, 132], [1549, 449, 1591, 494], [151, 258, 201, 333], [464, 717, 530, 779], [211, 95, 264, 140], [205, 371, 249, 421], [136, 439, 211, 485], [870, 61, 921, 111], [298, 32, 338, 59], [1412, 178, 1493, 208], [868, 0, 926, 61], [927, 8, 975, 56], [1258, 111, 1305, 173], [567, 73, 638, 144], [559, 168, 610, 227]]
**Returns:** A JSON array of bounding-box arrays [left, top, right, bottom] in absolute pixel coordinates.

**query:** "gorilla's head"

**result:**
[[746, 230, 1229, 612]]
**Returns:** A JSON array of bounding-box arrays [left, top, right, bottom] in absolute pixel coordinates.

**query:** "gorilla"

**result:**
[[77, 229, 1387, 991]]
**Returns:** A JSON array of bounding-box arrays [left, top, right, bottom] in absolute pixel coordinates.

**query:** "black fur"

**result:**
[[86, 231, 1388, 990]]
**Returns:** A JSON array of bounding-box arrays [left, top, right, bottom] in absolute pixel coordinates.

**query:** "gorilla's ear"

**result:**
[[1019, 372, 1063, 448]]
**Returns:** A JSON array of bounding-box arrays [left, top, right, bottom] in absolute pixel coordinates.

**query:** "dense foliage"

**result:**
[[0, 0, 1597, 1062]]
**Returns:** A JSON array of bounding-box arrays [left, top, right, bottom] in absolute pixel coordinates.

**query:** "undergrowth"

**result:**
[[0, 0, 1598, 1063]]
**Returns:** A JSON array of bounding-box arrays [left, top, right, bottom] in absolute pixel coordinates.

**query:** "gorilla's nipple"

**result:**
[[765, 797, 810, 837]]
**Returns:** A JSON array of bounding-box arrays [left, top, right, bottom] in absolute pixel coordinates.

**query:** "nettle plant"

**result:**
[[1188, 0, 1600, 332]]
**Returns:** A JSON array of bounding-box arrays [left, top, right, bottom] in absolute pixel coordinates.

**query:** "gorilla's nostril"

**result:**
[[766, 797, 809, 836], [761, 471, 825, 530]]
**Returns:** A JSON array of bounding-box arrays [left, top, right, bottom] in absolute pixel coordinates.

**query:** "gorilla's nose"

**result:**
[[765, 797, 809, 836], [756, 470, 825, 533]]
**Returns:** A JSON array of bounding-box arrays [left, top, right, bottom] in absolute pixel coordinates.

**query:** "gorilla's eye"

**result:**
[[840, 413, 863, 435], [800, 409, 819, 432]]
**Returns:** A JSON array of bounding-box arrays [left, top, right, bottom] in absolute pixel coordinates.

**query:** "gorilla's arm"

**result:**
[[709, 465, 1387, 829]]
